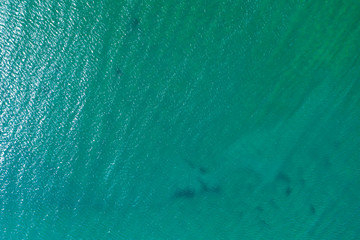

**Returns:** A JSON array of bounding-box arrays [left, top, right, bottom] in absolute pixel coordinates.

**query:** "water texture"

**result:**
[[1, 0, 360, 239]]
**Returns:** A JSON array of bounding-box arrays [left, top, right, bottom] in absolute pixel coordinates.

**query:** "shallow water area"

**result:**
[[1, 0, 360, 239]]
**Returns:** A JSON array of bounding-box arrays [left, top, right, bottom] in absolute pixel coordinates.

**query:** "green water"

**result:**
[[1, 0, 360, 239]]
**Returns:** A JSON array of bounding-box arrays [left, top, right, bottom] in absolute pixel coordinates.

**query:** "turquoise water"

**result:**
[[1, 0, 360, 239]]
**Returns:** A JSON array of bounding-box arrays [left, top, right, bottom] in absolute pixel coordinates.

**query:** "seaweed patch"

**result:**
[[173, 188, 196, 199]]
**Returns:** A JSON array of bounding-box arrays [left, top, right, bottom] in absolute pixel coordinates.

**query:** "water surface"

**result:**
[[1, 0, 360, 239]]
